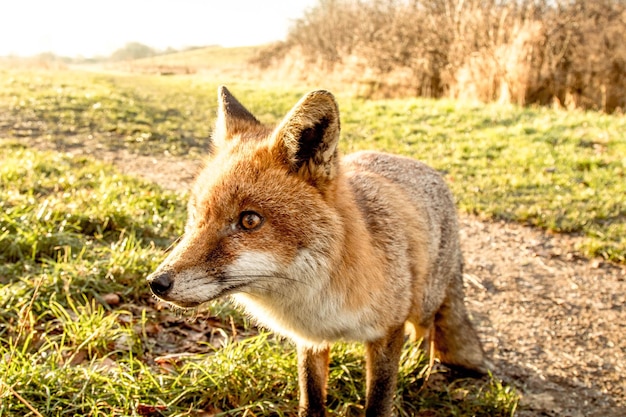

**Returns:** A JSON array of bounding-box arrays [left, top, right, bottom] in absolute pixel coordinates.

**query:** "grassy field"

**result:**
[[136, 45, 258, 67], [0, 67, 624, 415], [110, 45, 261, 75], [0, 143, 517, 416], [1, 69, 624, 261]]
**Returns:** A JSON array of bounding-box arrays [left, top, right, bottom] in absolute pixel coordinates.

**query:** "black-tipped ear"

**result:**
[[213, 86, 260, 147], [271, 90, 341, 182]]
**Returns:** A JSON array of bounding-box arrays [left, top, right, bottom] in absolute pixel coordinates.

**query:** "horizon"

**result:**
[[0, 0, 317, 58]]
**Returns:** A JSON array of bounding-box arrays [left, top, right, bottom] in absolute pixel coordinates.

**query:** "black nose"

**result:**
[[148, 271, 173, 297]]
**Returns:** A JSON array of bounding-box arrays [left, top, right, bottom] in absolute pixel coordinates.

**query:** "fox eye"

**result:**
[[239, 211, 264, 231]]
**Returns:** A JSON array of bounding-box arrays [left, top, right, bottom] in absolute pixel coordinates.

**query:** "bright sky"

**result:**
[[0, 0, 318, 57]]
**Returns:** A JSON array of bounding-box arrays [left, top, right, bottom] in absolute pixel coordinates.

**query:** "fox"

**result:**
[[147, 86, 486, 416]]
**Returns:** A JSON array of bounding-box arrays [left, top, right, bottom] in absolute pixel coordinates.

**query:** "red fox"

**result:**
[[147, 87, 486, 416]]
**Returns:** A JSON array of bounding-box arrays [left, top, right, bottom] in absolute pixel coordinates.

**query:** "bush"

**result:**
[[254, 0, 626, 112], [110, 42, 157, 61]]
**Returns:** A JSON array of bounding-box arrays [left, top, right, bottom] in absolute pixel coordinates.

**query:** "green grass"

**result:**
[[1, 66, 623, 415], [0, 143, 517, 415], [1, 69, 624, 261], [340, 99, 626, 262]]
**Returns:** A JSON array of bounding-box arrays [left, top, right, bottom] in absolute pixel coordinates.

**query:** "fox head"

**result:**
[[147, 87, 344, 308]]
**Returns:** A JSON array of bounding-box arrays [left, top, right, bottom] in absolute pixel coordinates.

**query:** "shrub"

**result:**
[[254, 0, 626, 112]]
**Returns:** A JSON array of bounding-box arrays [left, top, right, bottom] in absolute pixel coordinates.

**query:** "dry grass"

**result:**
[[253, 0, 626, 112], [108, 45, 262, 76]]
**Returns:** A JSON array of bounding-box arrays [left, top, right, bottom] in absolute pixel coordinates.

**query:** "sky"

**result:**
[[0, 0, 318, 57]]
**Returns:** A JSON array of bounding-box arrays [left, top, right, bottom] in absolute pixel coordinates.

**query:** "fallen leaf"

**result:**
[[136, 403, 167, 417], [102, 293, 121, 306]]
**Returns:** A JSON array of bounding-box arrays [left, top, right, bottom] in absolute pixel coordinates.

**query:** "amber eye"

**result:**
[[239, 211, 264, 231]]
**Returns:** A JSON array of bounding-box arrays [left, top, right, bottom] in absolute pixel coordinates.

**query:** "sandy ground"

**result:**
[[12, 135, 626, 416]]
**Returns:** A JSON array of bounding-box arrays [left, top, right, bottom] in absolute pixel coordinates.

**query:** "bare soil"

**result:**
[[21, 136, 626, 416]]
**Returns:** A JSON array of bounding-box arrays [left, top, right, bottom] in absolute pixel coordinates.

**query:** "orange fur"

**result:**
[[147, 86, 486, 416]]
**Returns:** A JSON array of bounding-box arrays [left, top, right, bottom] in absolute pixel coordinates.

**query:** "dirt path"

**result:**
[[18, 138, 626, 416], [460, 218, 625, 416]]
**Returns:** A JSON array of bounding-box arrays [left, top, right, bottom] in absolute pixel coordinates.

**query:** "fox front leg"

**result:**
[[364, 324, 405, 417], [297, 344, 331, 417]]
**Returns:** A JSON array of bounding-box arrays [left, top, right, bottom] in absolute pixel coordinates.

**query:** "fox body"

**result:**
[[148, 87, 485, 416]]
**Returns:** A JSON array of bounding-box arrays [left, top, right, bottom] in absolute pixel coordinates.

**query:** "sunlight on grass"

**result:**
[[2, 69, 623, 261], [0, 143, 518, 416], [3, 66, 623, 415], [340, 97, 626, 262]]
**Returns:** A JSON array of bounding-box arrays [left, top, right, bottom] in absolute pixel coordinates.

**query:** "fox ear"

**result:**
[[213, 86, 260, 148], [272, 90, 340, 182]]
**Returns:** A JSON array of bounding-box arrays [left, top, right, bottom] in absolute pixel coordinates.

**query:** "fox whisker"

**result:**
[[223, 273, 312, 286], [162, 235, 184, 253]]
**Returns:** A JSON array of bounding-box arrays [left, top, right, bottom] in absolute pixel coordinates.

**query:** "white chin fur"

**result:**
[[231, 249, 385, 344]]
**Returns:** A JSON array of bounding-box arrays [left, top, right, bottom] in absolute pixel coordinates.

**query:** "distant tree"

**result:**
[[36, 52, 73, 64], [110, 42, 156, 61]]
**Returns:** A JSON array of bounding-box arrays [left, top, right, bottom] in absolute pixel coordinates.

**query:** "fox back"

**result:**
[[148, 87, 485, 416]]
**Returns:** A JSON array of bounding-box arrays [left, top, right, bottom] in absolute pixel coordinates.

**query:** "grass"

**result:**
[[0, 142, 517, 415], [0, 69, 300, 157], [1, 68, 624, 261], [340, 98, 626, 262], [0, 65, 623, 415], [122, 45, 261, 73]]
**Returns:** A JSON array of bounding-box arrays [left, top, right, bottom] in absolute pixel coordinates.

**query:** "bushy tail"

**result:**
[[433, 273, 486, 375]]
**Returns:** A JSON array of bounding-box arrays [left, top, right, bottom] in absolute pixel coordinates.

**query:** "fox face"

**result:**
[[151, 143, 340, 307], [147, 87, 358, 341]]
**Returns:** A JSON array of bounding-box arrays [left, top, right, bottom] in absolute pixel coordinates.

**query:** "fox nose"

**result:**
[[148, 271, 173, 297]]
